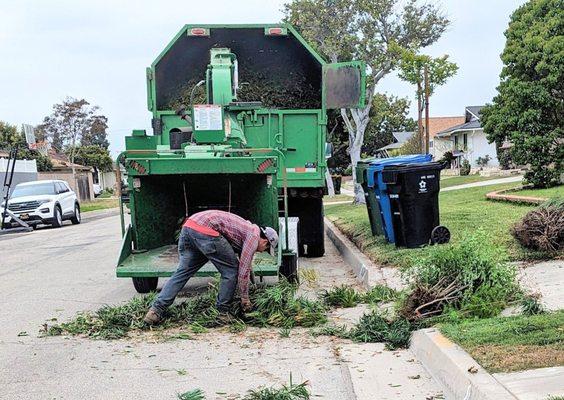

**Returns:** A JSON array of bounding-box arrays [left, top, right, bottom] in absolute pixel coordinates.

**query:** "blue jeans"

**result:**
[[151, 227, 239, 315]]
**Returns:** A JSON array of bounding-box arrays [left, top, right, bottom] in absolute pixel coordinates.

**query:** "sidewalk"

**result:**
[[442, 175, 523, 192]]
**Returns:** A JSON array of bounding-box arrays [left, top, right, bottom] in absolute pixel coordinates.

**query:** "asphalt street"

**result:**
[[0, 214, 442, 400]]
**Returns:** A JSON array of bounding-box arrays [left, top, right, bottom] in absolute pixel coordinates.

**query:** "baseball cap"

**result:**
[[260, 226, 278, 256]]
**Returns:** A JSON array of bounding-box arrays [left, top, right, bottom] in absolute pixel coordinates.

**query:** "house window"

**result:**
[[454, 135, 459, 150], [429, 140, 433, 148], [463, 133, 468, 150]]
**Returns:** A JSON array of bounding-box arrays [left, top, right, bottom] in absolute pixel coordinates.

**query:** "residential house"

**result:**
[[434, 106, 498, 168], [37, 149, 95, 201], [377, 131, 415, 156], [427, 116, 466, 159]]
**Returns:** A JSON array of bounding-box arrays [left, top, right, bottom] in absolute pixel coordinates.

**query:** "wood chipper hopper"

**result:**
[[116, 24, 365, 293]]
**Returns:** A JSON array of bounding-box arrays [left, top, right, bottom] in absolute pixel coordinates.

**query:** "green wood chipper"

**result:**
[[116, 24, 365, 293]]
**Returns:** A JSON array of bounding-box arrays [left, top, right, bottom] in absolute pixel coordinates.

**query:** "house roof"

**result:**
[[48, 149, 92, 172], [436, 106, 485, 137], [378, 131, 415, 151], [418, 117, 466, 139]]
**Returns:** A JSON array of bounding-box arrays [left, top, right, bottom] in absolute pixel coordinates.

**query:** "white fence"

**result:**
[[0, 158, 38, 173]]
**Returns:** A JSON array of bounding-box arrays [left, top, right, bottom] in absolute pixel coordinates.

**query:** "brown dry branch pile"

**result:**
[[512, 199, 564, 252]]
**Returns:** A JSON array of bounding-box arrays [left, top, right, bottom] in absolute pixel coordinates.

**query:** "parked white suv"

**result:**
[[0, 180, 81, 228]]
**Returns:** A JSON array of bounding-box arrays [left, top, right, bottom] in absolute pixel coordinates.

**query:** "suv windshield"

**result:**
[[11, 182, 57, 198]]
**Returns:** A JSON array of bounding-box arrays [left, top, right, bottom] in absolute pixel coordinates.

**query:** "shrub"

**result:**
[[400, 231, 518, 320], [460, 158, 471, 176], [476, 155, 491, 168], [512, 198, 564, 252], [439, 151, 455, 168]]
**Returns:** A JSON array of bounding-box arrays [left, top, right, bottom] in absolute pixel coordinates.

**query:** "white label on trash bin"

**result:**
[[418, 178, 428, 193]]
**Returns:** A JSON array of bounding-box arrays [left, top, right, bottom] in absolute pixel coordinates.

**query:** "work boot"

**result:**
[[143, 308, 162, 325], [217, 311, 235, 325]]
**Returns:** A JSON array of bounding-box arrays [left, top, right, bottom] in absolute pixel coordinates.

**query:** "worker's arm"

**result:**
[[237, 231, 259, 303]]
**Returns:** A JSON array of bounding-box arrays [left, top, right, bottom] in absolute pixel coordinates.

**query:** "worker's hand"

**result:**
[[241, 298, 253, 312]]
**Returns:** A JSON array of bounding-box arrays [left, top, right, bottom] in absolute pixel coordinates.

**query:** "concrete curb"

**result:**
[[324, 218, 403, 290], [410, 328, 518, 400], [82, 207, 120, 221], [486, 187, 547, 205]]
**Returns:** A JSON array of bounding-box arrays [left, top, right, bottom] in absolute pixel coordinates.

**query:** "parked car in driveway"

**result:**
[[0, 180, 81, 228]]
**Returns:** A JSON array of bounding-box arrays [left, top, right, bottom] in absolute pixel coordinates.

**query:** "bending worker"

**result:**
[[144, 209, 278, 325]]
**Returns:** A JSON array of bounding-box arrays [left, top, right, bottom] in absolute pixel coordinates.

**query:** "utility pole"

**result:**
[[424, 65, 430, 155], [417, 80, 424, 153]]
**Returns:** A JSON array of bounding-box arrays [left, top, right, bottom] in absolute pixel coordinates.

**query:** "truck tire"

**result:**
[[52, 206, 63, 228], [70, 204, 81, 224], [132, 277, 158, 293], [287, 190, 326, 258], [307, 241, 325, 258], [279, 252, 299, 284]]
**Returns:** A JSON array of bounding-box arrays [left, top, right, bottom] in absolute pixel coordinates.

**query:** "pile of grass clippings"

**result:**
[[321, 284, 400, 308], [177, 389, 206, 400], [349, 311, 412, 349], [243, 378, 310, 400], [177, 378, 310, 400], [321, 285, 363, 308], [512, 198, 564, 253], [45, 280, 327, 339], [246, 281, 327, 328], [311, 311, 413, 350]]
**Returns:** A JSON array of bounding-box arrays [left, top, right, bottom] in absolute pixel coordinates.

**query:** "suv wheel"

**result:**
[[52, 206, 63, 228], [71, 204, 81, 224]]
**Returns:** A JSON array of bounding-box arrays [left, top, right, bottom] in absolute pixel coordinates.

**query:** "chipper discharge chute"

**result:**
[[116, 24, 366, 293]]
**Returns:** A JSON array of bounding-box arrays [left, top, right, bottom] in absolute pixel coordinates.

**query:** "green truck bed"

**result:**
[[116, 225, 279, 278]]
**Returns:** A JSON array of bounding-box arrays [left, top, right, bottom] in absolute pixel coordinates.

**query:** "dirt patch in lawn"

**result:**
[[468, 343, 564, 373]]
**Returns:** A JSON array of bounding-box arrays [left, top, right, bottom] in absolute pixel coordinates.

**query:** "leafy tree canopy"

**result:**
[[481, 0, 563, 188], [66, 145, 113, 173], [0, 121, 53, 171]]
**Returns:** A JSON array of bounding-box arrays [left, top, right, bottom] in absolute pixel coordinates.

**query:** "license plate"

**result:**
[[20, 213, 29, 220]]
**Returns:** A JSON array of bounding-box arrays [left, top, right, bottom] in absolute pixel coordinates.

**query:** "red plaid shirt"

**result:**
[[185, 210, 259, 301]]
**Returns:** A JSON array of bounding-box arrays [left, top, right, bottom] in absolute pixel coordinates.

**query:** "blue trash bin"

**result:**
[[366, 154, 432, 243]]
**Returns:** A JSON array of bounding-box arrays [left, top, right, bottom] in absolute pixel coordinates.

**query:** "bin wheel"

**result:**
[[132, 277, 158, 293], [431, 226, 450, 245], [279, 253, 299, 284]]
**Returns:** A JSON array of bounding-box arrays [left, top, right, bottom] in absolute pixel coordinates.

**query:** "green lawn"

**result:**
[[440, 174, 516, 189], [325, 183, 545, 268], [81, 198, 119, 213], [439, 311, 564, 372], [513, 184, 563, 200], [324, 194, 354, 203]]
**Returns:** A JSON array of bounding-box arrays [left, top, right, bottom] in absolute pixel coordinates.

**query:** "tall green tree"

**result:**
[[66, 145, 113, 176], [481, 0, 563, 188], [39, 97, 109, 182], [284, 0, 449, 202], [397, 50, 458, 152], [0, 121, 53, 171]]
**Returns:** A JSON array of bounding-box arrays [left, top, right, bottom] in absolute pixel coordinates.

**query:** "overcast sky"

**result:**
[[0, 0, 526, 155]]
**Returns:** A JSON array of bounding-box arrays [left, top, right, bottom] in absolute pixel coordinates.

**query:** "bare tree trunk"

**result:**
[[424, 65, 430, 155], [417, 81, 423, 153], [341, 105, 371, 205], [325, 169, 335, 197]]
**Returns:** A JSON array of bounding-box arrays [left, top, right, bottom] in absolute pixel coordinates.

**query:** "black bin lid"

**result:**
[[382, 162, 444, 184]]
